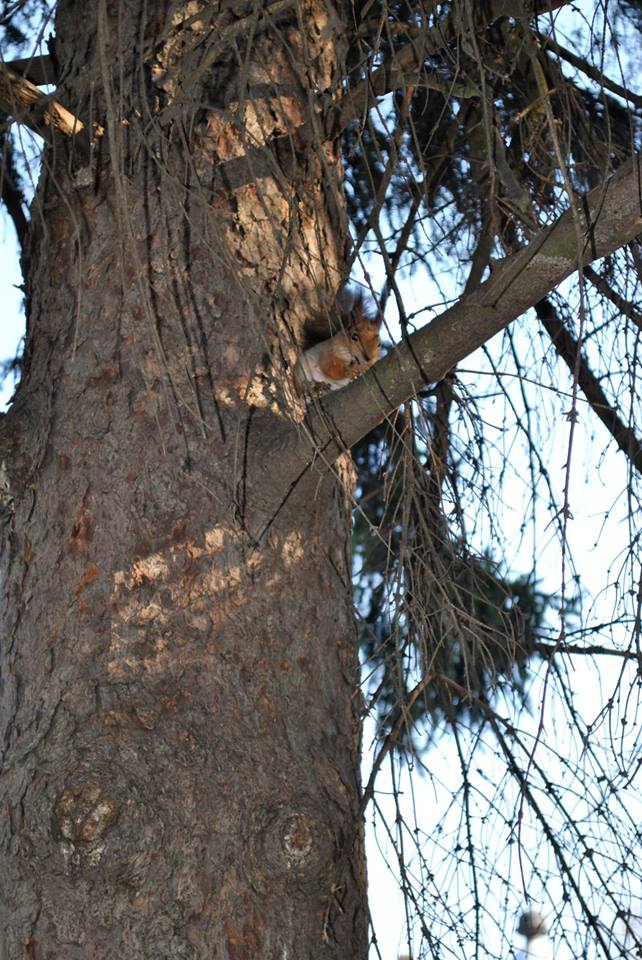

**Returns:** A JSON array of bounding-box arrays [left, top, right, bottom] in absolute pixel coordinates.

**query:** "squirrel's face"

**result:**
[[350, 323, 380, 363]]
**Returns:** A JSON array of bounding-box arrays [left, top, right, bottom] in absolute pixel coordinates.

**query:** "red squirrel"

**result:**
[[293, 290, 382, 397]]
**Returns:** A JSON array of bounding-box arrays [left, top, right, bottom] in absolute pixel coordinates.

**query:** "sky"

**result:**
[[0, 224, 25, 409], [350, 3, 642, 942]]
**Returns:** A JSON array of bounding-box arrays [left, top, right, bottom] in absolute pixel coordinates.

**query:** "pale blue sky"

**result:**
[[0, 221, 25, 409]]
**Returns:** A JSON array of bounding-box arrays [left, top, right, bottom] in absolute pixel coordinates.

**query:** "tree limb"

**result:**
[[584, 263, 642, 333], [0, 127, 29, 252], [535, 296, 642, 475], [257, 153, 642, 497], [0, 62, 85, 138], [535, 30, 642, 109], [314, 153, 642, 447], [533, 640, 640, 659], [0, 61, 103, 168], [5, 54, 55, 87]]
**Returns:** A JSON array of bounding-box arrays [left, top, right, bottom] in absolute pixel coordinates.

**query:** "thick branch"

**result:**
[[5, 54, 55, 87], [535, 297, 642, 475], [257, 153, 642, 495], [0, 62, 104, 174], [0, 62, 85, 139]]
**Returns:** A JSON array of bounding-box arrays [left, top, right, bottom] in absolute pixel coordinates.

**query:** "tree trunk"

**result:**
[[0, 2, 367, 957]]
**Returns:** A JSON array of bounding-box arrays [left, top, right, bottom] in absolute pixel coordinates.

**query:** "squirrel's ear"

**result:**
[[336, 286, 355, 315]]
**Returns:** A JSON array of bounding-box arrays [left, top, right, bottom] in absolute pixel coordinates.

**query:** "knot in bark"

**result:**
[[54, 778, 119, 845], [282, 813, 313, 865], [246, 801, 331, 894]]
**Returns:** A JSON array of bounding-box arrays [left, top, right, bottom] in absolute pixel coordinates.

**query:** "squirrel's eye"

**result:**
[[351, 332, 359, 341]]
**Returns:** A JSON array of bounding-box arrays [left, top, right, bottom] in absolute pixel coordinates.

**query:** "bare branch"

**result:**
[[327, 0, 572, 139], [536, 30, 642, 109], [535, 297, 642, 475], [533, 640, 640, 659], [584, 263, 642, 332], [0, 61, 101, 152], [0, 128, 28, 252], [5, 54, 55, 87]]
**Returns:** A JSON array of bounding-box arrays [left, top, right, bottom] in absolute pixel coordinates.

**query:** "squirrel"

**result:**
[[293, 289, 382, 397]]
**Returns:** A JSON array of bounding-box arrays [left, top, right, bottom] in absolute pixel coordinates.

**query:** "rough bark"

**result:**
[[0, 2, 366, 958]]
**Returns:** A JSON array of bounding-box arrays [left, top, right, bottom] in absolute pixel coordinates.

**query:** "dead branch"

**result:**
[[535, 297, 642, 476], [327, 0, 572, 138], [536, 30, 642, 109], [533, 640, 641, 659], [5, 54, 55, 87], [0, 129, 28, 252], [0, 61, 87, 139], [584, 263, 642, 333]]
